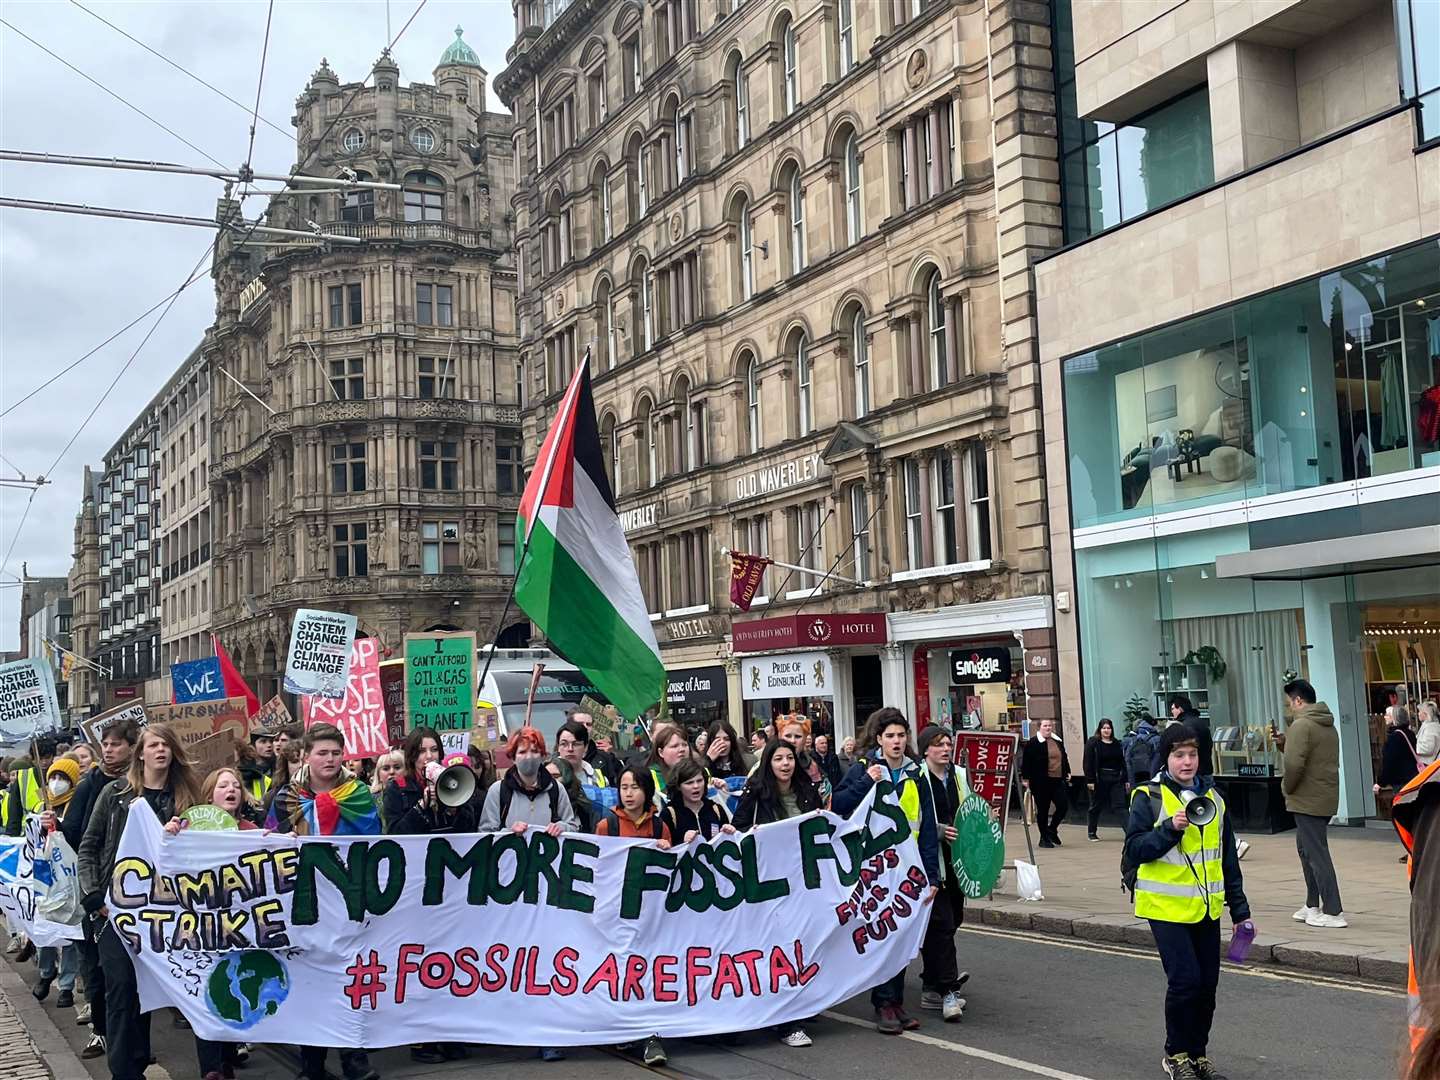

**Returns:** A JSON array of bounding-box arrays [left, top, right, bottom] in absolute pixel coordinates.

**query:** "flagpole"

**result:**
[[793, 494, 888, 617], [763, 506, 834, 603], [476, 347, 592, 696]]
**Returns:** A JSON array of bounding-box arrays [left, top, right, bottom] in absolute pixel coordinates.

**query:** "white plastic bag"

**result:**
[[1014, 859, 1044, 902], [34, 833, 83, 927]]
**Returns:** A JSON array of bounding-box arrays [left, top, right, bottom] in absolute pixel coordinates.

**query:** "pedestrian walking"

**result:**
[[1416, 701, 1440, 768], [1021, 718, 1071, 847], [1124, 723, 1250, 1080], [78, 724, 202, 1080], [915, 726, 970, 1022], [832, 708, 941, 1037], [1125, 715, 1162, 786], [1279, 678, 1346, 928], [1084, 718, 1127, 841]]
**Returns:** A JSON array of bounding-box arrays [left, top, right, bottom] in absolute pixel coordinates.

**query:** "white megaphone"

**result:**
[[425, 760, 477, 809], [1180, 789, 1217, 828]]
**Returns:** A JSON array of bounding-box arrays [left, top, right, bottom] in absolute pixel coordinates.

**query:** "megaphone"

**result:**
[[425, 761, 477, 809], [1180, 790, 1217, 828]]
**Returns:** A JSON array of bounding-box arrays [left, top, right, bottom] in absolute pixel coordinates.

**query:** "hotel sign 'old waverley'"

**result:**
[[498, 0, 1064, 743]]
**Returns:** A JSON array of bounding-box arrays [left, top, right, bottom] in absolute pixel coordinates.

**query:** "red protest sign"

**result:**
[[302, 637, 388, 760], [953, 731, 1019, 832]]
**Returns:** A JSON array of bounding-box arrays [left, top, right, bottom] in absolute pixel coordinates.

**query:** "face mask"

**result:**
[[515, 755, 541, 780], [48, 778, 71, 797]]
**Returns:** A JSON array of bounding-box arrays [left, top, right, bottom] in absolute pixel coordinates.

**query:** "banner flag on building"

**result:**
[[211, 635, 261, 718], [729, 552, 772, 612], [514, 354, 665, 720]]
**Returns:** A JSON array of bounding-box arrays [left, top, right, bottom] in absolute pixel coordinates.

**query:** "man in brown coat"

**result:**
[[1280, 678, 1345, 927]]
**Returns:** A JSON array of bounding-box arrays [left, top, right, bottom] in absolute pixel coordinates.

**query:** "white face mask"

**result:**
[[48, 777, 71, 797]]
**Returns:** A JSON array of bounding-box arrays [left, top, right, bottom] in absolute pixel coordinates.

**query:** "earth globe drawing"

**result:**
[[204, 951, 290, 1029]]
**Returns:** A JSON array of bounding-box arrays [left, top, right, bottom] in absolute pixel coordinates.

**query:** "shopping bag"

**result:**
[[34, 832, 83, 927], [1014, 858, 1044, 902]]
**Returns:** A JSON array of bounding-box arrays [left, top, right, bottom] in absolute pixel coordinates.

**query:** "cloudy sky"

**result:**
[[0, 0, 515, 650]]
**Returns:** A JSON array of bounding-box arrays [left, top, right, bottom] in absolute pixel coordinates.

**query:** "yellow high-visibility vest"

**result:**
[[1133, 783, 1228, 923]]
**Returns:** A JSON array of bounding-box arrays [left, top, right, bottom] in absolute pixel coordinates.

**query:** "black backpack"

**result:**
[[498, 779, 561, 825], [1120, 782, 1163, 896]]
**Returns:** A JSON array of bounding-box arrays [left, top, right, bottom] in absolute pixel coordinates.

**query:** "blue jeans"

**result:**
[[38, 943, 78, 991], [869, 966, 907, 1010]]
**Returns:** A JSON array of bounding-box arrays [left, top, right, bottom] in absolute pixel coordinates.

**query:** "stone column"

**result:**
[[945, 297, 962, 384], [907, 314, 924, 397], [878, 643, 908, 721], [917, 453, 934, 568], [887, 460, 907, 573]]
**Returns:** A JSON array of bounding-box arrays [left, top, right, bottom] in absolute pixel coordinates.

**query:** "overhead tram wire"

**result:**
[[68, 0, 291, 142], [242, 0, 276, 184], [0, 18, 227, 169]]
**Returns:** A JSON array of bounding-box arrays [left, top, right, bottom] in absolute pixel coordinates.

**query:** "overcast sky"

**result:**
[[0, 0, 515, 650]]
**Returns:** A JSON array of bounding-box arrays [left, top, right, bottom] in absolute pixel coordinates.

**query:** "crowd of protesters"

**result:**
[[0, 705, 968, 1080]]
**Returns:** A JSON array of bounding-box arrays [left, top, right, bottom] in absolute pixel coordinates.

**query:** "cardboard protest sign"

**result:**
[[183, 805, 238, 831], [439, 730, 470, 759], [471, 707, 499, 751], [171, 657, 226, 703], [251, 696, 294, 737], [81, 701, 149, 748], [147, 699, 250, 752], [591, 705, 621, 746], [952, 732, 1019, 833], [403, 632, 476, 732], [187, 730, 240, 779], [112, 783, 928, 1047], [283, 609, 358, 699], [302, 637, 387, 760], [378, 660, 406, 746], [0, 656, 61, 744]]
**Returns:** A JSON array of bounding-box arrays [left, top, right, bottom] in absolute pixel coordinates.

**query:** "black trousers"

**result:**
[[919, 881, 966, 993], [1031, 777, 1069, 836], [1149, 917, 1221, 1058], [1294, 812, 1344, 915], [98, 923, 151, 1080], [1087, 778, 1124, 834], [79, 916, 105, 1037], [869, 966, 908, 1010], [196, 1037, 239, 1076], [299, 1047, 373, 1080]]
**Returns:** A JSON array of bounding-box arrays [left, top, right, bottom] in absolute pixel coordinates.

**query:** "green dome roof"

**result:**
[[438, 26, 482, 69]]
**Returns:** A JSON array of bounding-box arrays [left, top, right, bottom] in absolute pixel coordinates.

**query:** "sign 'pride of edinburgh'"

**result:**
[[109, 787, 929, 1048]]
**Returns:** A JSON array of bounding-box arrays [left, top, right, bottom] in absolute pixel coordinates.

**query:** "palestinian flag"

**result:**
[[515, 353, 665, 720]]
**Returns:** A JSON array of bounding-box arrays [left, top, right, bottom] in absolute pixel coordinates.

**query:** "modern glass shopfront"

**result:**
[[1062, 237, 1440, 823]]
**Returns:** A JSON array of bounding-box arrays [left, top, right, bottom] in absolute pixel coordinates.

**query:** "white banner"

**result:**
[[741, 651, 833, 700], [283, 609, 358, 699], [0, 656, 61, 745], [110, 786, 930, 1047], [0, 819, 82, 948]]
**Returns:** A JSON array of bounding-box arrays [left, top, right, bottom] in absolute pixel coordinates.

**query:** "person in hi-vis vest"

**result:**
[[1123, 724, 1250, 1080]]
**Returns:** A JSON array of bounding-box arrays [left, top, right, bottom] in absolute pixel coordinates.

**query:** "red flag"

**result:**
[[729, 552, 772, 612], [211, 634, 261, 717]]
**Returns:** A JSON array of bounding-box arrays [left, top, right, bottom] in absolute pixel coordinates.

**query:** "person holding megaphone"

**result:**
[[1123, 723, 1251, 1080]]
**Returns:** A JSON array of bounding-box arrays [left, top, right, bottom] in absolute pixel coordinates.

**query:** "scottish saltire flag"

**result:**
[[514, 353, 665, 720]]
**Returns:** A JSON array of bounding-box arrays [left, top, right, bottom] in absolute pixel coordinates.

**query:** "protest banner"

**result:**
[[187, 730, 240, 779], [251, 696, 294, 737], [303, 638, 387, 760], [0, 818, 81, 949], [952, 731, 1019, 832], [147, 699, 250, 752], [283, 609, 358, 699], [403, 632, 476, 733], [81, 701, 149, 748], [171, 657, 226, 704], [0, 656, 61, 744], [378, 660, 406, 746], [110, 783, 928, 1046]]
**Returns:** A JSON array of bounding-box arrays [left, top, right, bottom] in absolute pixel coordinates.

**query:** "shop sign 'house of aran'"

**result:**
[[108, 784, 929, 1046], [514, 354, 666, 721]]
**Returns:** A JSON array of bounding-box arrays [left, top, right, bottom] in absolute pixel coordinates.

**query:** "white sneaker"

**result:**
[[781, 1026, 812, 1047], [942, 992, 966, 1022], [1236, 840, 1250, 860], [1292, 905, 1316, 922], [1305, 911, 1348, 928], [919, 990, 943, 1010]]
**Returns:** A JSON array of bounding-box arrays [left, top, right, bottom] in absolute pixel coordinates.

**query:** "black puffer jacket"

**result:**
[[78, 780, 176, 913]]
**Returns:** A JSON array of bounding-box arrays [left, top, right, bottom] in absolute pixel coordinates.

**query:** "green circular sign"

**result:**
[[951, 794, 1004, 899], [183, 804, 238, 831]]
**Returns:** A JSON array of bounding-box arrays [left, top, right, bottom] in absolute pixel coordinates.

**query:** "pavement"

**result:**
[[976, 819, 1412, 985], [1, 926, 1406, 1080]]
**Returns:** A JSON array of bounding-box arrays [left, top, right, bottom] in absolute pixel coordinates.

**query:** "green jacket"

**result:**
[[1281, 702, 1340, 817]]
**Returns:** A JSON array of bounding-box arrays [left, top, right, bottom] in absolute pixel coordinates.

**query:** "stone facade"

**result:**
[[203, 43, 520, 698], [498, 0, 1061, 739], [66, 469, 103, 720]]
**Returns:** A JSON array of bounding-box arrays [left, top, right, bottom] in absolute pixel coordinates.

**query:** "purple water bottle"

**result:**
[[1226, 920, 1256, 962]]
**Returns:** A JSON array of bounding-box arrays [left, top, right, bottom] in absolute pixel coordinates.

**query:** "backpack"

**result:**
[[1123, 726, 1159, 781], [602, 809, 665, 839], [498, 779, 561, 826], [1119, 782, 1163, 896]]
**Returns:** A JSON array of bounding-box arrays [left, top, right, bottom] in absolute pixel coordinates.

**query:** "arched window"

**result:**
[[745, 354, 762, 453], [659, 95, 688, 188], [788, 167, 806, 275], [926, 268, 949, 388], [844, 133, 863, 243], [674, 375, 693, 472], [782, 19, 799, 115], [850, 307, 870, 418], [340, 171, 374, 223], [593, 161, 613, 246], [729, 52, 749, 150], [731, 195, 754, 301], [626, 133, 647, 223], [600, 413, 619, 496], [633, 258, 654, 352], [546, 189, 569, 270], [611, 417, 622, 495], [794, 332, 812, 435], [636, 397, 655, 487], [403, 171, 445, 222], [595, 278, 615, 369], [647, 404, 661, 484]]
